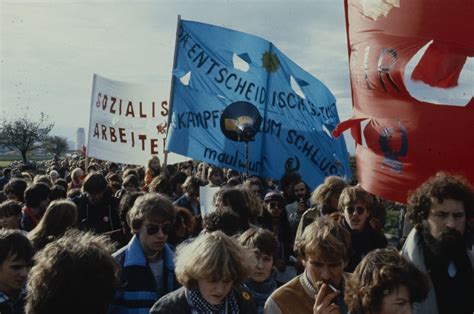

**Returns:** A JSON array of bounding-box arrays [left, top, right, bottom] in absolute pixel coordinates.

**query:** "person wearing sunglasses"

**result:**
[[338, 186, 387, 272], [110, 193, 178, 314], [259, 192, 294, 276]]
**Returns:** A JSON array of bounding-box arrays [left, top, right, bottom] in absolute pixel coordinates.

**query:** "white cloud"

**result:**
[[1, 0, 354, 151]]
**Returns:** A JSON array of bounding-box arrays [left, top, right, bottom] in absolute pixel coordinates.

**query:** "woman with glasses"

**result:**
[[150, 231, 258, 314], [338, 186, 387, 272], [110, 193, 178, 314]]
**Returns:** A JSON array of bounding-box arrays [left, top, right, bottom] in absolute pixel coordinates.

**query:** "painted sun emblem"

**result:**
[[261, 51, 280, 73]]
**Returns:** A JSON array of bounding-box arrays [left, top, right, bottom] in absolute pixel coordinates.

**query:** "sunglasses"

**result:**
[[269, 201, 282, 209], [345, 206, 366, 215], [145, 223, 173, 236]]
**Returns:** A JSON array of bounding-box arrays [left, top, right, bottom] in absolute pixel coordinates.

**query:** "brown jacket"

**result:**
[[264, 271, 349, 314]]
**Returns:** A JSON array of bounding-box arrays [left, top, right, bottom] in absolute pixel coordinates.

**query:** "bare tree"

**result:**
[[0, 112, 54, 163], [44, 135, 69, 157]]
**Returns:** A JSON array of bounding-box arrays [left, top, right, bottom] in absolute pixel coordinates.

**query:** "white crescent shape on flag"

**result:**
[[232, 53, 250, 72], [404, 41, 473, 107], [360, 0, 400, 21]]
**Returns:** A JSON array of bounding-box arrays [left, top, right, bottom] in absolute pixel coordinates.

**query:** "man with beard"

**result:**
[[285, 180, 311, 236], [401, 172, 474, 314]]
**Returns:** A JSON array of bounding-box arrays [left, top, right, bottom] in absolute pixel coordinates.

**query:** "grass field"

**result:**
[[0, 154, 52, 169], [0, 161, 12, 168]]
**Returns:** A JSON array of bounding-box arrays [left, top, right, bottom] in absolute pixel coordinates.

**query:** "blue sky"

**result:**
[[1, 0, 355, 153]]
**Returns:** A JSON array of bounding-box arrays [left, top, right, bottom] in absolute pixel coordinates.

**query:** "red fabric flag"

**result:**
[[334, 0, 474, 203]]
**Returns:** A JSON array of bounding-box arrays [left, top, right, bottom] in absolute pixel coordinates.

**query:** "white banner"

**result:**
[[199, 185, 220, 217], [87, 74, 189, 166]]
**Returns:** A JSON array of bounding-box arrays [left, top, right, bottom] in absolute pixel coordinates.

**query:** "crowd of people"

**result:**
[[0, 155, 472, 314]]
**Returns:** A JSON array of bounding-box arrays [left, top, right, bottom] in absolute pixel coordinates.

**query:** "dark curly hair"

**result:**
[[202, 208, 241, 236], [407, 172, 474, 229], [345, 248, 430, 314]]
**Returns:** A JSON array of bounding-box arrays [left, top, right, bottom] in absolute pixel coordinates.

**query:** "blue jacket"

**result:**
[[109, 235, 177, 314]]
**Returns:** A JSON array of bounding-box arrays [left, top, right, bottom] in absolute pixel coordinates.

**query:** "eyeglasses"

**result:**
[[345, 206, 366, 215], [269, 202, 282, 209], [145, 223, 173, 236]]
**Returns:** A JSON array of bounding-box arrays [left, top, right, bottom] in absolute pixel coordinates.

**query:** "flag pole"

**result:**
[[163, 14, 182, 168], [85, 74, 97, 174]]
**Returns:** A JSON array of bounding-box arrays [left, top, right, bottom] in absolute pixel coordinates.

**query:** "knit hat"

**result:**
[[264, 191, 285, 203]]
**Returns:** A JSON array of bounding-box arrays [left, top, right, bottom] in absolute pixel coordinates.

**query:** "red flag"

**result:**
[[334, 0, 474, 203]]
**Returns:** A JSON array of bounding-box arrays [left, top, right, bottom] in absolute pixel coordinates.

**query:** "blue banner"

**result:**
[[166, 20, 351, 188]]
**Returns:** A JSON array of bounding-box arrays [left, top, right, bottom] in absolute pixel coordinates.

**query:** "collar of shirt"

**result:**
[[0, 287, 26, 304]]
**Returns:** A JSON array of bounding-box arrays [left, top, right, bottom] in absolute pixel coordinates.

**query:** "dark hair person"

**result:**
[[3, 179, 28, 203], [339, 186, 387, 272], [345, 248, 430, 314], [218, 188, 252, 231], [239, 228, 279, 314], [25, 230, 118, 314], [143, 155, 162, 191], [259, 191, 293, 273], [0, 200, 22, 229], [167, 206, 196, 249], [28, 200, 78, 251], [22, 183, 51, 231], [401, 172, 474, 313], [105, 191, 144, 250], [294, 176, 348, 250], [0, 229, 34, 313]]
